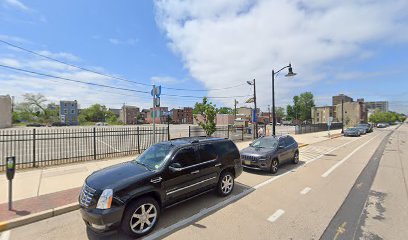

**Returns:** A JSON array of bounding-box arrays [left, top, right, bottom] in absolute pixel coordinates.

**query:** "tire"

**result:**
[[292, 151, 299, 164], [270, 158, 279, 174], [121, 197, 160, 238], [217, 171, 235, 197]]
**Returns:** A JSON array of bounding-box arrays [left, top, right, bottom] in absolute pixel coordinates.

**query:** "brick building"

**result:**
[[120, 105, 139, 125]]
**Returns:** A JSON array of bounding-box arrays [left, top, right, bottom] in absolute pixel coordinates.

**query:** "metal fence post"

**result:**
[[241, 126, 244, 141], [137, 127, 140, 154], [227, 125, 230, 139], [167, 125, 170, 140], [188, 126, 191, 137], [32, 128, 36, 167], [93, 127, 97, 160]]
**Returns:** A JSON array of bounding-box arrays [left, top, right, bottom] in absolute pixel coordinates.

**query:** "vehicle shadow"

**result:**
[[243, 160, 307, 176], [85, 182, 253, 240]]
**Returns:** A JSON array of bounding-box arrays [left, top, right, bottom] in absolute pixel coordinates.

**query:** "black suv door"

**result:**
[[163, 146, 209, 202], [197, 142, 219, 186]]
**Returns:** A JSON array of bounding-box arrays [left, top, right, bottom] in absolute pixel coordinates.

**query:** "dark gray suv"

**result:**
[[240, 136, 299, 174]]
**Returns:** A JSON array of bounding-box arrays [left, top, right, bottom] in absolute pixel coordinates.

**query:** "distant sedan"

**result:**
[[343, 127, 361, 137]]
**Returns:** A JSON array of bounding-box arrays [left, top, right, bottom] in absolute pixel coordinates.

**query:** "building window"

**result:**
[[71, 109, 75, 114], [64, 109, 68, 114]]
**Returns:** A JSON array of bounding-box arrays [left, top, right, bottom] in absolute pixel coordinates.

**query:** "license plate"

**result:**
[[244, 160, 251, 165]]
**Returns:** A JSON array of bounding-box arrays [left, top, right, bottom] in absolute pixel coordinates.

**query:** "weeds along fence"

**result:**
[[0, 126, 168, 171], [189, 125, 251, 141]]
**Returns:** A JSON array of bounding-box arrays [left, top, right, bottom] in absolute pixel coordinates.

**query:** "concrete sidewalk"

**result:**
[[0, 129, 341, 231]]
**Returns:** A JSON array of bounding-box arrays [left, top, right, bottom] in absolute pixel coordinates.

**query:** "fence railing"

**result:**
[[0, 126, 168, 171], [295, 123, 343, 134], [189, 125, 251, 141]]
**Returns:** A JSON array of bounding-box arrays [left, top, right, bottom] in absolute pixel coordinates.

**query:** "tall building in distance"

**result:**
[[332, 94, 353, 106], [120, 105, 140, 125], [365, 101, 389, 112], [0, 95, 12, 129], [60, 100, 79, 125]]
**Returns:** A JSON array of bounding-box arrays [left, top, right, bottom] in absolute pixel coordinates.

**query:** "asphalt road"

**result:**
[[2, 126, 403, 240]]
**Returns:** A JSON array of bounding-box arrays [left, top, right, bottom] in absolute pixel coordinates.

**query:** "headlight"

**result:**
[[96, 189, 113, 209]]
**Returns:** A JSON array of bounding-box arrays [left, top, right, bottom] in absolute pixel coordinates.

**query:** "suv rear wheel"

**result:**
[[121, 197, 160, 238], [270, 158, 279, 174], [217, 171, 234, 197], [292, 151, 299, 164]]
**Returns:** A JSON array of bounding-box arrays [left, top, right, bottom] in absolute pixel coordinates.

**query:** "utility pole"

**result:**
[[152, 84, 156, 143], [268, 105, 271, 123], [341, 99, 344, 133], [234, 99, 238, 120], [253, 79, 258, 139]]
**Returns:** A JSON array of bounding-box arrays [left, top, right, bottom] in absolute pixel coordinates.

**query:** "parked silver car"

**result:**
[[240, 136, 299, 174]]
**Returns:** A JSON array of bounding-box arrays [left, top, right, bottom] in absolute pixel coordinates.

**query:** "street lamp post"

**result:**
[[247, 79, 257, 139], [272, 63, 297, 136]]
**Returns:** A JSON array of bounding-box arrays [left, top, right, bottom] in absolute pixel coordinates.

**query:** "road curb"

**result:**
[[298, 143, 309, 148], [0, 202, 79, 231], [330, 133, 342, 139]]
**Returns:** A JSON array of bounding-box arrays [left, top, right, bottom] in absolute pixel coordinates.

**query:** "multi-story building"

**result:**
[[334, 100, 367, 127], [311, 106, 334, 124], [170, 107, 193, 124], [365, 101, 389, 112], [146, 107, 169, 124], [332, 94, 353, 106], [60, 100, 79, 125], [0, 95, 12, 129], [120, 105, 139, 125], [216, 114, 235, 125]]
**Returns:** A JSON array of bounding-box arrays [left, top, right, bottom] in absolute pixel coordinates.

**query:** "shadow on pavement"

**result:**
[[243, 160, 306, 175], [86, 183, 253, 240]]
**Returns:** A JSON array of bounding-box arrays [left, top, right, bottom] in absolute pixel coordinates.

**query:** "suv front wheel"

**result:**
[[121, 197, 160, 238], [217, 171, 234, 197]]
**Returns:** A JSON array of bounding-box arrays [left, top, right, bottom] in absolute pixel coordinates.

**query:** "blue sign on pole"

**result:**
[[151, 86, 162, 97], [252, 109, 257, 122]]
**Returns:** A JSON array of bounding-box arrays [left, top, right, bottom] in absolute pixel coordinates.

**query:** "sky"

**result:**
[[0, 0, 407, 114]]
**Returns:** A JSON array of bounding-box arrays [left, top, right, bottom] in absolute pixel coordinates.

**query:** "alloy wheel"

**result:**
[[129, 203, 157, 234], [221, 174, 234, 194]]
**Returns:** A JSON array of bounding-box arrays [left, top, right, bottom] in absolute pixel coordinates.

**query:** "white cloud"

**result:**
[[151, 76, 182, 85], [3, 0, 29, 12], [109, 38, 138, 46], [155, 0, 408, 108], [0, 58, 20, 67], [36, 50, 81, 62]]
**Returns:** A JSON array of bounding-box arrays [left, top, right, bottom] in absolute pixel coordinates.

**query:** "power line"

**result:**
[[0, 39, 151, 87], [0, 39, 249, 92], [0, 64, 251, 100], [0, 63, 151, 94]]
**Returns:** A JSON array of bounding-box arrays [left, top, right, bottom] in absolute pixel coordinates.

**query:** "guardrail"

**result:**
[[0, 126, 168, 171]]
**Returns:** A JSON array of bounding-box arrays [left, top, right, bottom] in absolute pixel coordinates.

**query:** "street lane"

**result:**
[[6, 128, 392, 240]]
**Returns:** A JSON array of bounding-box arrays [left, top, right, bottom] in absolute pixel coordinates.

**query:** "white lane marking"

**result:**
[[267, 209, 285, 222], [300, 187, 312, 195], [0, 231, 10, 240], [321, 133, 381, 178], [144, 188, 253, 240], [96, 139, 120, 152], [144, 133, 379, 240]]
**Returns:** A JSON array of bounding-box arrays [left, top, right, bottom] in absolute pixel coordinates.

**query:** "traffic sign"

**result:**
[[151, 86, 162, 97]]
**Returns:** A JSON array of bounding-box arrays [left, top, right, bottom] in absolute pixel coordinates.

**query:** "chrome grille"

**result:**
[[241, 155, 259, 161], [79, 184, 96, 208]]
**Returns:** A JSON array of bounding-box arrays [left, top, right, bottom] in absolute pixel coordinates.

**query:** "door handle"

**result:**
[[190, 170, 200, 174]]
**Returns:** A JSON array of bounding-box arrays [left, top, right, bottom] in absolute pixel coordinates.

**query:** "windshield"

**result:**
[[347, 128, 358, 131], [357, 124, 368, 127], [251, 138, 278, 149], [133, 143, 174, 170]]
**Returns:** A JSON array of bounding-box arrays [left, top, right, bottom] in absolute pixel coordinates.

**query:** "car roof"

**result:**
[[161, 136, 228, 147]]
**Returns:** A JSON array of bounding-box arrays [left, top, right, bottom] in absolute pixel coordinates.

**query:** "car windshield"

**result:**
[[357, 124, 368, 127], [133, 143, 174, 170], [251, 138, 278, 149], [347, 128, 358, 131]]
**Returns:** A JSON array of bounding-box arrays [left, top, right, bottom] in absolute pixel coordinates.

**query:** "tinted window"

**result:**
[[278, 138, 285, 147], [214, 141, 239, 160], [173, 147, 197, 167], [199, 144, 217, 162], [284, 137, 295, 146]]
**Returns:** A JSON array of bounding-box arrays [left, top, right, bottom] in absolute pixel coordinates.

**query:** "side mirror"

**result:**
[[169, 162, 182, 172]]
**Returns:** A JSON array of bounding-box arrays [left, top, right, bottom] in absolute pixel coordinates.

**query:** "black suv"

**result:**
[[79, 137, 242, 238]]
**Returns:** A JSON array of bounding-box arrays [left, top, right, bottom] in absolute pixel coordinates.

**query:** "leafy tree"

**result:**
[[79, 104, 118, 124], [286, 92, 315, 121], [369, 111, 406, 124], [275, 107, 286, 119], [193, 97, 218, 136], [14, 93, 59, 124], [218, 107, 233, 114]]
